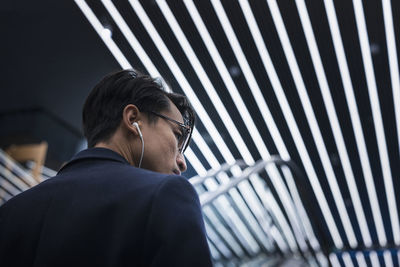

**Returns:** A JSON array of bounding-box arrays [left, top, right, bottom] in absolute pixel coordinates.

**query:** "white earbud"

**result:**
[[132, 122, 144, 168], [132, 122, 142, 137]]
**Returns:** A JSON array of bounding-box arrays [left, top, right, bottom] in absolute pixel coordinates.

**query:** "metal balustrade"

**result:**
[[190, 157, 319, 266]]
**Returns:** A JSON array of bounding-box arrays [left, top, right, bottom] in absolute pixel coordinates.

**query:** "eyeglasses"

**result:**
[[148, 111, 192, 154]]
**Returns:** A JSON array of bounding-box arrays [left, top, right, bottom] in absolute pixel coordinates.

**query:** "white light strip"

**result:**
[[382, 0, 400, 244], [264, 167, 305, 251], [191, 129, 220, 169], [245, 176, 292, 252], [185, 147, 208, 177], [76, 0, 296, 251], [192, 130, 282, 252], [156, 0, 253, 164], [73, 5, 268, 255], [100, 0, 159, 78], [74, 0, 131, 69], [98, 0, 284, 253], [305, 257, 318, 267], [238, 180, 295, 252], [207, 182, 260, 254], [193, 0, 307, 251], [76, 0, 209, 182], [161, 0, 304, 251], [229, 183, 273, 251], [209, 0, 307, 228], [383, 250, 394, 267], [191, 140, 296, 252], [203, 219, 233, 258], [329, 253, 341, 267], [236, 174, 297, 252], [269, 225, 289, 252], [280, 166, 321, 250], [26, 161, 57, 178], [323, 0, 387, 246], [241, 181, 296, 251], [295, 0, 369, 247], [182, 0, 271, 162], [132, 0, 302, 251], [192, 131, 271, 253], [0, 177, 21, 196], [0, 189, 12, 202], [263, 187, 298, 251], [398, 250, 400, 267], [127, 0, 236, 165], [209, 0, 287, 162], [236, 182, 274, 251], [186, 148, 247, 256], [204, 202, 251, 256], [352, 0, 399, 244], [99, 0, 250, 223], [74, 0, 395, 259], [265, 0, 344, 248], [355, 252, 368, 267], [316, 252, 329, 267], [181, 4, 301, 246], [370, 251, 381, 267], [0, 166, 30, 192], [342, 252, 354, 267], [194, 167, 262, 253], [0, 150, 37, 187], [238, 0, 329, 255], [201, 7, 311, 251], [207, 241, 221, 261], [270, 0, 359, 247]]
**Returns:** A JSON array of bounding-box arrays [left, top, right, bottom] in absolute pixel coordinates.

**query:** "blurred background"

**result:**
[[0, 0, 119, 169], [1, 0, 400, 266]]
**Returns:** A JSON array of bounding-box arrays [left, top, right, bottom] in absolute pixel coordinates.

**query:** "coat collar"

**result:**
[[58, 147, 130, 173]]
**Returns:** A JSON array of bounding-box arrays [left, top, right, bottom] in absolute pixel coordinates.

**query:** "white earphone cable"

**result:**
[[138, 133, 144, 168], [132, 122, 144, 168]]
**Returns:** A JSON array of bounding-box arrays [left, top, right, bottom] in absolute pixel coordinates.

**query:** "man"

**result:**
[[0, 70, 213, 266]]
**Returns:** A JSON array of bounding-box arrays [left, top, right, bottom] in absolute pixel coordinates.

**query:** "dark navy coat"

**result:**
[[0, 148, 212, 267]]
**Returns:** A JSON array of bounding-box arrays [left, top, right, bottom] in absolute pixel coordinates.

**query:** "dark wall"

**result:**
[[0, 0, 120, 167]]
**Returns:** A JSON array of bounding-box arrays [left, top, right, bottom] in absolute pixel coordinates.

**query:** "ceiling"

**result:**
[[0, 0, 119, 166], [2, 0, 400, 266]]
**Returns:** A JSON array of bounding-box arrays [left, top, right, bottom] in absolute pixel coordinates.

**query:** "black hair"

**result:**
[[82, 69, 195, 148]]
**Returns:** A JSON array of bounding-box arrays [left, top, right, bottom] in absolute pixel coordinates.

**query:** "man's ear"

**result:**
[[122, 104, 141, 136]]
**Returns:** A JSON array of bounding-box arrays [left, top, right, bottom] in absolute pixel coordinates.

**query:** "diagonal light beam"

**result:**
[[294, 0, 370, 247], [323, 0, 387, 247], [74, 0, 131, 69], [183, 0, 307, 251], [382, 0, 400, 244], [352, 0, 399, 245], [157, 0, 307, 251], [75, 0, 211, 184], [265, 0, 346, 248]]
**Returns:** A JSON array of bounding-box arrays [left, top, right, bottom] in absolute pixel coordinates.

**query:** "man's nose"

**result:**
[[176, 153, 187, 173]]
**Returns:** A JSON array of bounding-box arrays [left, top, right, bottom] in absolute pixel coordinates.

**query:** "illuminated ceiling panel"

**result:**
[[73, 0, 400, 265]]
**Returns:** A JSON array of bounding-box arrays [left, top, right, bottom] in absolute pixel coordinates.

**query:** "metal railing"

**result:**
[[190, 157, 324, 267], [0, 149, 47, 204]]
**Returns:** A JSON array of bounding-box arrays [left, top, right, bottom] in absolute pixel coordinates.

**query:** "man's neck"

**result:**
[[94, 141, 136, 167]]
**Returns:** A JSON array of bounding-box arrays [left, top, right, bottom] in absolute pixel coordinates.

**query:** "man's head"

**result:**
[[82, 69, 195, 175]]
